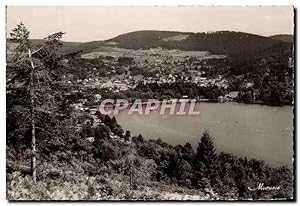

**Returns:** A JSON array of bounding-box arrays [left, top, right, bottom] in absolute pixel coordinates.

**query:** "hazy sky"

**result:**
[[6, 6, 294, 42]]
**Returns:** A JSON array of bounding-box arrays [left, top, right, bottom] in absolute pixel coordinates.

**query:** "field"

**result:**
[[81, 46, 226, 64]]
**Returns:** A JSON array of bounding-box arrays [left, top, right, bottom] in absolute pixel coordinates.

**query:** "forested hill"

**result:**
[[270, 34, 294, 43], [9, 30, 293, 62], [106, 30, 282, 57], [54, 30, 293, 64]]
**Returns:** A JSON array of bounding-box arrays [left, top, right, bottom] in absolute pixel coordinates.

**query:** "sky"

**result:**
[[6, 6, 294, 42]]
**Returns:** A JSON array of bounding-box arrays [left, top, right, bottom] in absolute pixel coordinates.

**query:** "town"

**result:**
[[60, 46, 292, 116]]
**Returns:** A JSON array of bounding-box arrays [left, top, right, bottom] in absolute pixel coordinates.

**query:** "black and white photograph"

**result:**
[[5, 6, 295, 201]]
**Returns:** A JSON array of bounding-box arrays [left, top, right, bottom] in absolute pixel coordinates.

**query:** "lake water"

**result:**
[[114, 102, 293, 167]]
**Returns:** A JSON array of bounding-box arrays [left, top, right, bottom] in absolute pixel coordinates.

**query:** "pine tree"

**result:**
[[120, 146, 157, 190], [196, 131, 217, 167], [7, 23, 68, 183], [195, 131, 218, 187]]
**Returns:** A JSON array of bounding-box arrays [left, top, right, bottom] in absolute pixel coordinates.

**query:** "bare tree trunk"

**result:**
[[130, 172, 132, 190], [31, 105, 36, 184], [28, 49, 36, 184]]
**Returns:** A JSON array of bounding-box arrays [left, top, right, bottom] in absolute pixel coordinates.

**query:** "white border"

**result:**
[[0, 0, 298, 205], [0, 0, 298, 6]]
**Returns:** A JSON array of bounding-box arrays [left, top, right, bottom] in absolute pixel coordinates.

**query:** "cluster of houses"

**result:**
[[71, 70, 229, 94], [65, 45, 234, 95], [65, 50, 248, 111]]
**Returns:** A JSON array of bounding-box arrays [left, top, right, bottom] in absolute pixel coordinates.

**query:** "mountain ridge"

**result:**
[[62, 30, 292, 59], [7, 30, 293, 65], [269, 34, 294, 43]]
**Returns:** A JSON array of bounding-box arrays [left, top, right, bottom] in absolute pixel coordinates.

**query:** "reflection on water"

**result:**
[[114, 102, 293, 167]]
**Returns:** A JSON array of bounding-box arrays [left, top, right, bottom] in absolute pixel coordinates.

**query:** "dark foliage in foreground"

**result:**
[[7, 110, 293, 200]]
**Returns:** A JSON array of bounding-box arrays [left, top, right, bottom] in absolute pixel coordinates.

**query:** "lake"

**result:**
[[114, 102, 293, 167]]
